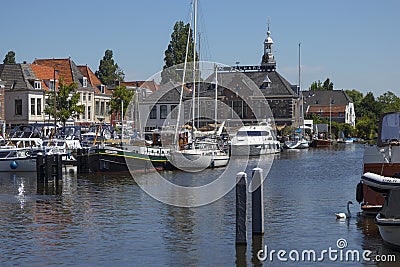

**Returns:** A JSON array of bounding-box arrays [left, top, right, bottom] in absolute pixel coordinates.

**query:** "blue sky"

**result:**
[[1, 0, 399, 96]]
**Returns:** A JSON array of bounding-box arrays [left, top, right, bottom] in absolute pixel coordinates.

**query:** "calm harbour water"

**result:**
[[1, 144, 399, 266]]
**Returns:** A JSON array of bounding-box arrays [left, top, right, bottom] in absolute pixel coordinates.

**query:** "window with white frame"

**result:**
[[31, 98, 35, 115], [100, 85, 105, 93], [100, 101, 105, 116], [83, 93, 86, 101], [83, 77, 88, 87], [37, 98, 42, 115], [95, 101, 100, 115], [88, 93, 91, 101], [34, 81, 41, 90], [88, 106, 91, 120]]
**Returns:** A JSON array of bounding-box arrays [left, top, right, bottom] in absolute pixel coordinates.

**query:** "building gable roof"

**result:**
[[0, 64, 38, 90], [243, 70, 298, 97], [32, 58, 88, 89], [303, 90, 352, 107], [77, 65, 112, 95]]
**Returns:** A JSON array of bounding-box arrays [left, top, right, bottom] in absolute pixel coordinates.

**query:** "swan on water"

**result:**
[[335, 201, 353, 219]]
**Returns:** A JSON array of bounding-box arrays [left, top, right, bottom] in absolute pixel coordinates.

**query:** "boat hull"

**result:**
[[231, 144, 280, 156], [86, 148, 170, 173], [284, 140, 309, 149], [169, 150, 229, 170], [376, 214, 400, 249], [310, 139, 332, 147], [0, 157, 36, 172]]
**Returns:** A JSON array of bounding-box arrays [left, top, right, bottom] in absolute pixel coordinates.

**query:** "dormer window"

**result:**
[[83, 77, 88, 87], [49, 79, 55, 90], [34, 81, 42, 90], [100, 84, 105, 94], [262, 74, 271, 89]]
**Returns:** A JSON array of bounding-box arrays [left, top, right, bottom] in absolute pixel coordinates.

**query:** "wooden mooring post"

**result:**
[[235, 168, 265, 244], [251, 168, 264, 235], [36, 153, 63, 184], [77, 148, 90, 173], [236, 172, 247, 245]]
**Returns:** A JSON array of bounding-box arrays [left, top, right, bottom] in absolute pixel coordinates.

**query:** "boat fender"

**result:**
[[356, 182, 364, 203], [10, 161, 18, 170]]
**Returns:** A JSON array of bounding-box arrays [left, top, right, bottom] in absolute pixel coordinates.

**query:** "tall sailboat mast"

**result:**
[[191, 0, 198, 142], [214, 64, 218, 132]]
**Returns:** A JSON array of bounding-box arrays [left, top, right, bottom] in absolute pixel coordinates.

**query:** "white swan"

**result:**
[[335, 201, 353, 219]]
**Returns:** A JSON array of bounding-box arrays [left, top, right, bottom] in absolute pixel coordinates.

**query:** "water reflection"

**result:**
[[0, 145, 399, 266]]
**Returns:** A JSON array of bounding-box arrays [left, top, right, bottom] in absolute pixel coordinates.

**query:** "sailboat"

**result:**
[[284, 43, 309, 149], [169, 0, 229, 171]]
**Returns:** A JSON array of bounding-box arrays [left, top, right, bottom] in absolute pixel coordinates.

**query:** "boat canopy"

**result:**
[[379, 112, 400, 145]]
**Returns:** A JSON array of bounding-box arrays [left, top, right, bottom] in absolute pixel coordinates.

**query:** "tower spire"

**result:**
[[261, 17, 276, 70]]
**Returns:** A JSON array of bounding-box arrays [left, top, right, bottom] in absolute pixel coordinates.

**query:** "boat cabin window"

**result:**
[[380, 113, 400, 143], [237, 131, 269, 137]]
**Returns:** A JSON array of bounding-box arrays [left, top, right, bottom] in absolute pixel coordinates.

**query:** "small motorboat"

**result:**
[[361, 172, 400, 249], [0, 148, 37, 172]]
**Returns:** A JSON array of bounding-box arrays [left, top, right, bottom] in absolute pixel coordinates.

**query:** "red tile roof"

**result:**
[[307, 105, 347, 113], [77, 65, 112, 95], [30, 64, 59, 91], [32, 58, 74, 85]]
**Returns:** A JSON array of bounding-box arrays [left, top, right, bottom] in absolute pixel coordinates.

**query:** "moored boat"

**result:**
[[230, 122, 281, 156], [361, 172, 400, 249], [0, 148, 37, 172], [358, 112, 400, 214], [86, 145, 171, 173]]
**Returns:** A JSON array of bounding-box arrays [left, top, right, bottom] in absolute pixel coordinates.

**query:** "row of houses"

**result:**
[[0, 58, 114, 128], [0, 26, 356, 132]]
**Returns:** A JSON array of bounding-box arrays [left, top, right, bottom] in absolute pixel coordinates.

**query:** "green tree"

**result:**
[[95, 49, 125, 86], [3, 51, 16, 64], [109, 85, 134, 121], [309, 78, 333, 91], [358, 92, 381, 119], [161, 21, 198, 84], [44, 78, 84, 126], [356, 116, 377, 140], [322, 78, 333, 90], [377, 91, 400, 113]]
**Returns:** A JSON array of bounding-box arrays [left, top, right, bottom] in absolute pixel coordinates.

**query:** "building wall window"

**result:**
[[106, 102, 110, 115], [15, 99, 22, 115], [88, 106, 91, 120], [37, 98, 42, 115], [83, 77, 88, 87], [49, 80, 55, 90], [150, 106, 157, 119], [95, 101, 100, 115], [101, 101, 105, 116], [231, 100, 247, 119], [100, 85, 105, 93], [34, 81, 41, 90], [160, 105, 167, 119], [83, 93, 86, 101], [82, 105, 86, 119], [88, 93, 92, 101], [171, 105, 177, 119], [31, 98, 35, 115]]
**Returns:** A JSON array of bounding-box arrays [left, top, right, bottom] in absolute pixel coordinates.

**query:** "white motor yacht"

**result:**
[[230, 122, 281, 156]]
